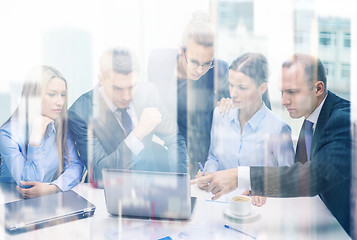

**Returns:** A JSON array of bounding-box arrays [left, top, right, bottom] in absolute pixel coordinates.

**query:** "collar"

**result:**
[[227, 108, 239, 123], [306, 93, 328, 125], [45, 121, 56, 138], [6, 116, 56, 141], [99, 87, 117, 112], [228, 103, 267, 130], [99, 86, 134, 112]]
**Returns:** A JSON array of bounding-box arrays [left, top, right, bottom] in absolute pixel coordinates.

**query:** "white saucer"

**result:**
[[224, 207, 259, 222]]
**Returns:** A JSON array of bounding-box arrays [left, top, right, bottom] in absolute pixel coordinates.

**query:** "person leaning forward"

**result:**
[[68, 47, 187, 187], [192, 54, 352, 236]]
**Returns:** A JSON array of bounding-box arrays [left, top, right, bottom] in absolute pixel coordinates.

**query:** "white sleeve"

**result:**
[[238, 166, 251, 190], [124, 132, 144, 155]]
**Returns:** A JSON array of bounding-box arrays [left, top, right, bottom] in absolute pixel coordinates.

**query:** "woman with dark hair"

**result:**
[[0, 66, 83, 198], [197, 53, 294, 178]]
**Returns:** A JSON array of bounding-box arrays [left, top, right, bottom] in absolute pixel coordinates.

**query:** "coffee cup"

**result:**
[[229, 196, 251, 216]]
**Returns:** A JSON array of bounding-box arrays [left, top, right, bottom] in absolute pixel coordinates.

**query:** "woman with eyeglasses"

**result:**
[[0, 66, 83, 198], [195, 53, 295, 205]]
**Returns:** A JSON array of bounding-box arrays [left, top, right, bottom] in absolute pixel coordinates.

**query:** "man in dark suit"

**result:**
[[68, 47, 187, 187], [192, 54, 352, 235]]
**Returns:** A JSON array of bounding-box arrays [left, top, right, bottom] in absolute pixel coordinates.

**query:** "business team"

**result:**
[[192, 54, 352, 235], [0, 13, 352, 236]]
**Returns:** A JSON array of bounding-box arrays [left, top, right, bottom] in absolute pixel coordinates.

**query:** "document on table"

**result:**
[[104, 222, 170, 240], [175, 222, 255, 240]]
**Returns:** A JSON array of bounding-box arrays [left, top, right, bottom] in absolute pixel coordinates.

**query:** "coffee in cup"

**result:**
[[232, 196, 250, 202], [230, 195, 251, 216]]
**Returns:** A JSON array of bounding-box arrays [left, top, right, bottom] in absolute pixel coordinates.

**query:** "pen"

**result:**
[[157, 237, 172, 240], [198, 162, 205, 176], [224, 225, 256, 239]]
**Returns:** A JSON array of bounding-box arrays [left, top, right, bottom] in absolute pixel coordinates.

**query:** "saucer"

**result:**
[[223, 207, 259, 222]]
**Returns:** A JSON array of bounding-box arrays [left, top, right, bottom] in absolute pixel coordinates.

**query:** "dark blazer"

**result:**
[[68, 82, 187, 187], [250, 91, 351, 235]]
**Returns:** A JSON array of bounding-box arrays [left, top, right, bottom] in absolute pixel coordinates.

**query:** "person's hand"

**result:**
[[242, 189, 267, 207], [29, 116, 54, 146], [195, 170, 204, 178], [16, 181, 60, 198], [132, 108, 162, 140], [195, 170, 213, 190], [217, 98, 233, 116], [191, 168, 238, 200]]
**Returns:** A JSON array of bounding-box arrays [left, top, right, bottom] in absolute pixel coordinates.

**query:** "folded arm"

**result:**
[[0, 129, 47, 185]]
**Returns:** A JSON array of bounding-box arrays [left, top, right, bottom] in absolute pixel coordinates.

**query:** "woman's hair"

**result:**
[[229, 53, 271, 109], [7, 65, 69, 173], [181, 11, 215, 48]]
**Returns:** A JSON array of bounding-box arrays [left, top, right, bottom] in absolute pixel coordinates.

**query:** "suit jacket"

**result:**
[[68, 82, 187, 187], [250, 91, 351, 235]]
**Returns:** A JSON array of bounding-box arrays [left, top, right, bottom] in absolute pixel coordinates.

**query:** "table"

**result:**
[[0, 183, 349, 239]]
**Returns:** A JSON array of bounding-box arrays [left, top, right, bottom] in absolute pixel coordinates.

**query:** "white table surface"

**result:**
[[0, 183, 349, 240]]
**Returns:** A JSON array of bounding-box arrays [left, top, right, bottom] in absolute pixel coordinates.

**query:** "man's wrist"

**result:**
[[125, 132, 144, 156], [132, 128, 144, 141]]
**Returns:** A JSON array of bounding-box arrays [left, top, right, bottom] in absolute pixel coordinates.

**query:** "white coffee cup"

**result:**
[[229, 195, 252, 216]]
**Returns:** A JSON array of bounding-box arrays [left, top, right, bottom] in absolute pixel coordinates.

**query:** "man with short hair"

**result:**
[[148, 12, 229, 176], [192, 54, 352, 235], [68, 47, 187, 187]]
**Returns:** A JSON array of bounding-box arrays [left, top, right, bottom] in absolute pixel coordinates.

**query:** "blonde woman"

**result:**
[[0, 66, 83, 198]]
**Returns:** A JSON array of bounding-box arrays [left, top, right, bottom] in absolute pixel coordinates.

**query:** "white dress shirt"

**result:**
[[238, 93, 328, 191], [99, 87, 144, 155]]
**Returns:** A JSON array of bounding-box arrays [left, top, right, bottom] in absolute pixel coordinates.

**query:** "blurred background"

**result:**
[[0, 0, 355, 138]]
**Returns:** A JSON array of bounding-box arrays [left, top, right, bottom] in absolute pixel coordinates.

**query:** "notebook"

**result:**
[[3, 190, 96, 234], [102, 169, 196, 220]]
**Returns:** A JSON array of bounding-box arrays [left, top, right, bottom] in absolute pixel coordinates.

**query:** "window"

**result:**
[[343, 33, 351, 48], [319, 31, 336, 47], [294, 31, 308, 45], [323, 62, 335, 78], [341, 64, 350, 81]]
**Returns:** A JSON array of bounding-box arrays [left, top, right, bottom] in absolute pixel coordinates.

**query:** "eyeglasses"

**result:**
[[183, 51, 214, 69]]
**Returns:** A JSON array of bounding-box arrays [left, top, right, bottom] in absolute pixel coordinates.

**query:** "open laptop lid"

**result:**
[[3, 190, 96, 234], [102, 169, 193, 220]]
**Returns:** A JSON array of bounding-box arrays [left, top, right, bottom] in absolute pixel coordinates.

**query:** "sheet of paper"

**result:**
[[104, 222, 169, 240], [175, 222, 255, 240]]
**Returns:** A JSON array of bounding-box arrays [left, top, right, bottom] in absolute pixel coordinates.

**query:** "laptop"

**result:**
[[3, 190, 96, 234], [102, 169, 196, 220]]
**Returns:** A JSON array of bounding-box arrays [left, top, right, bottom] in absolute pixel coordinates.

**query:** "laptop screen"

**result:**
[[4, 190, 95, 232], [102, 169, 191, 220]]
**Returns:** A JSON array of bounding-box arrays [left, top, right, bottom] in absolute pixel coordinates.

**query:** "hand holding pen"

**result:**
[[195, 162, 212, 190], [198, 162, 205, 176], [195, 162, 206, 178]]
